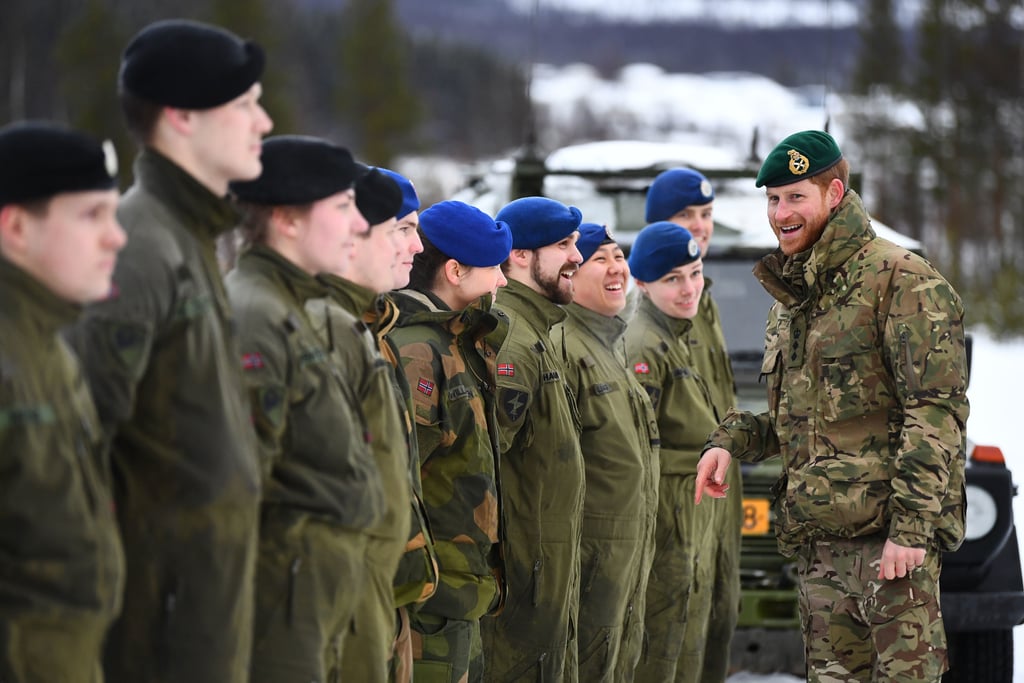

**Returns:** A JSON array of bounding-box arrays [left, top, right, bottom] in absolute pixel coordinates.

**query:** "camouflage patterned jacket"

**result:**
[[482, 278, 585, 682], [706, 190, 969, 556], [65, 149, 260, 683], [0, 259, 124, 665], [625, 296, 722, 475], [386, 288, 508, 621], [309, 276, 435, 607], [226, 245, 384, 528]]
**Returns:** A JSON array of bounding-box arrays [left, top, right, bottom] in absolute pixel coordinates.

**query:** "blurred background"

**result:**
[[2, 0, 1021, 337]]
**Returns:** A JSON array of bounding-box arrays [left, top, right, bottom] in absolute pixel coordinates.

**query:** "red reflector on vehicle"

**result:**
[[972, 445, 1006, 464]]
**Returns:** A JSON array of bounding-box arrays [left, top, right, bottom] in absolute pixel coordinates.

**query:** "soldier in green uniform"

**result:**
[[645, 168, 739, 682], [0, 122, 125, 683], [225, 135, 388, 681], [63, 20, 272, 683], [556, 223, 660, 682], [696, 130, 969, 682], [480, 196, 586, 683], [386, 200, 512, 682], [328, 171, 417, 682], [624, 222, 721, 683]]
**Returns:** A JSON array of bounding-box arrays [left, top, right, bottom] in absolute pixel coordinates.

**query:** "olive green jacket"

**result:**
[[690, 284, 736, 418], [309, 276, 431, 605], [625, 296, 721, 475], [226, 246, 384, 527], [558, 302, 660, 675], [65, 149, 261, 683], [482, 279, 585, 683], [707, 190, 969, 556], [0, 259, 124, 675], [387, 288, 508, 621]]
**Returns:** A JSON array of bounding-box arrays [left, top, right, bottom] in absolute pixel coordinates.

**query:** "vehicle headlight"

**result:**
[[964, 484, 998, 541]]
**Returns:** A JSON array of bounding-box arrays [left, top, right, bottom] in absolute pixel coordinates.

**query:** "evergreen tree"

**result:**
[[851, 0, 904, 95]]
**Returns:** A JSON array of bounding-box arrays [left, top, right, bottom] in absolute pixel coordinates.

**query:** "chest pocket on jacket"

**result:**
[[818, 333, 889, 423]]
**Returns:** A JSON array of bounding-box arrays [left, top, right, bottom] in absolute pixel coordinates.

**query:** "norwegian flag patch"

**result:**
[[497, 363, 515, 377], [417, 378, 435, 396], [634, 362, 650, 374], [242, 353, 265, 370]]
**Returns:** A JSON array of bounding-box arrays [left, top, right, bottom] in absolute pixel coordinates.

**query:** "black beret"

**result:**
[[756, 130, 843, 188], [355, 169, 402, 226], [0, 121, 118, 206], [120, 19, 265, 109], [230, 135, 362, 206]]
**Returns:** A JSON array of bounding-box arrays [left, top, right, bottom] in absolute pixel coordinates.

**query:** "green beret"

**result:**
[[755, 130, 842, 188]]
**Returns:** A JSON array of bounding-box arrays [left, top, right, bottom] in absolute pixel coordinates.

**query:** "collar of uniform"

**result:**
[[132, 147, 242, 242], [565, 301, 627, 347], [317, 272, 377, 319], [0, 256, 82, 334], [637, 293, 692, 339], [804, 189, 876, 285], [238, 243, 327, 304], [494, 278, 567, 332]]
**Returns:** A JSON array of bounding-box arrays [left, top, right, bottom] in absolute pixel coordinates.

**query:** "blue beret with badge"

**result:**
[[119, 19, 265, 109], [576, 222, 614, 263], [0, 121, 118, 206], [755, 130, 843, 188], [496, 196, 583, 250], [420, 200, 512, 268], [645, 168, 715, 223], [377, 168, 420, 220], [628, 221, 701, 282]]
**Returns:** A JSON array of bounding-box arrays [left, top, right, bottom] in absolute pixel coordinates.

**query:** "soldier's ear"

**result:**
[[443, 258, 462, 286], [826, 178, 844, 209], [0, 204, 29, 257]]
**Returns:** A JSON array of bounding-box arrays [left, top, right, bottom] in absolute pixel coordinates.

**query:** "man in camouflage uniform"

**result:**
[[386, 200, 512, 682], [479, 196, 586, 682], [64, 20, 272, 683], [645, 168, 740, 682], [226, 136, 390, 680], [696, 130, 969, 682], [0, 122, 126, 683], [624, 223, 721, 683], [556, 223, 660, 682]]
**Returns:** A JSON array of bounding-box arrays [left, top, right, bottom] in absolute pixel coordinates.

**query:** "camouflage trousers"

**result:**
[[797, 534, 947, 683], [249, 510, 368, 683], [634, 474, 713, 683], [679, 461, 742, 683], [410, 611, 483, 683]]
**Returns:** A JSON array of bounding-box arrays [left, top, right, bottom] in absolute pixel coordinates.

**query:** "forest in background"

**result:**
[[0, 0, 1021, 336]]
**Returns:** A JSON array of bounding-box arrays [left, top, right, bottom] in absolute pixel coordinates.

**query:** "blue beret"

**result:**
[[576, 222, 614, 263], [628, 222, 702, 282], [420, 201, 512, 268], [496, 197, 582, 250], [0, 121, 118, 206], [230, 135, 362, 206], [756, 130, 843, 188], [645, 168, 715, 223], [377, 168, 419, 220], [120, 19, 265, 109], [355, 169, 402, 226]]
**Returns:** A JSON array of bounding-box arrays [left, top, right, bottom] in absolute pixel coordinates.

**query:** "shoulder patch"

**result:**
[[497, 363, 515, 377], [542, 370, 561, 383], [634, 362, 650, 374], [499, 388, 529, 423], [417, 378, 435, 396], [242, 352, 264, 371]]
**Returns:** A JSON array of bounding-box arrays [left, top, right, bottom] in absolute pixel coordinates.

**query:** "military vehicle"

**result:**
[[452, 140, 1024, 681]]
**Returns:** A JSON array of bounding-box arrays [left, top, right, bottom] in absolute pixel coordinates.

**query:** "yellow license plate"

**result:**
[[741, 498, 770, 536]]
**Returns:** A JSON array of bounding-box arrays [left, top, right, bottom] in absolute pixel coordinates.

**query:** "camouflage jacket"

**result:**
[[64, 149, 260, 682], [483, 278, 585, 681], [386, 288, 508, 620], [226, 245, 384, 528], [706, 190, 969, 555], [309, 276, 433, 606], [625, 295, 721, 475], [0, 259, 124, 634]]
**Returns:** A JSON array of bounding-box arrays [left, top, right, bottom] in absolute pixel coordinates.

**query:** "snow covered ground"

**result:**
[[725, 327, 1024, 682]]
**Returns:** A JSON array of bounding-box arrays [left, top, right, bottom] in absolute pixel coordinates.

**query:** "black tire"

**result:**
[[942, 630, 1014, 683]]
